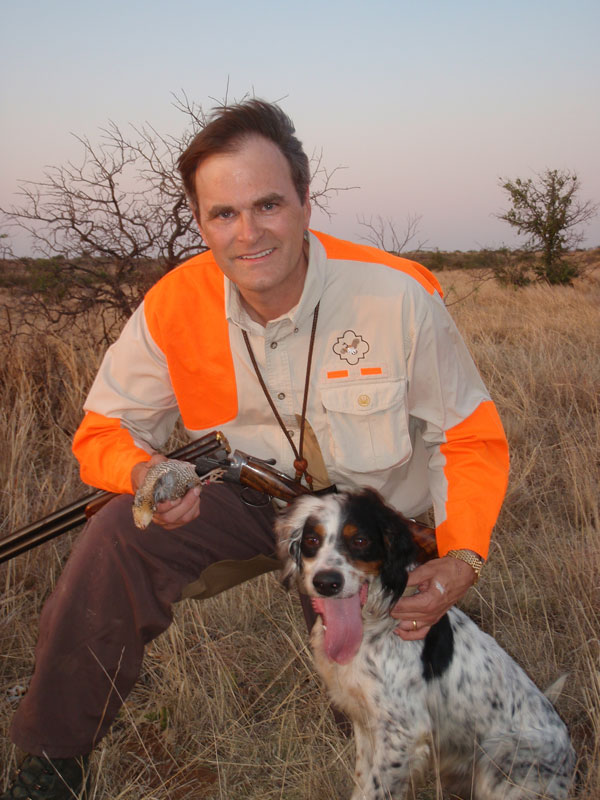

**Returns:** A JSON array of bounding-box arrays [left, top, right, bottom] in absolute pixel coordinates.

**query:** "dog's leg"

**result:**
[[474, 734, 576, 800], [350, 724, 429, 800], [350, 723, 375, 799]]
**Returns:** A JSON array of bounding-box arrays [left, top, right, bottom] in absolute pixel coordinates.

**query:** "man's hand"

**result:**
[[390, 556, 476, 640], [131, 454, 202, 530]]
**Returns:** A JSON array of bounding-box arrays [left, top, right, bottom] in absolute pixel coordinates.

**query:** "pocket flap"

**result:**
[[321, 380, 404, 416]]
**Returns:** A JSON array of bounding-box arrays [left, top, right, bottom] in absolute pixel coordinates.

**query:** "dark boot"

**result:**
[[1, 754, 89, 800]]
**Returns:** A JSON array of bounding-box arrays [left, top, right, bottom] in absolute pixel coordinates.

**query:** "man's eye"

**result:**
[[218, 210, 234, 219], [262, 201, 277, 211]]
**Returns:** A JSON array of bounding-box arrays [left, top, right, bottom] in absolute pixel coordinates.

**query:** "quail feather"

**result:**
[[132, 459, 202, 529]]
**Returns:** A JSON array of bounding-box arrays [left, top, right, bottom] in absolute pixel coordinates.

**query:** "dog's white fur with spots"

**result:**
[[276, 489, 576, 800]]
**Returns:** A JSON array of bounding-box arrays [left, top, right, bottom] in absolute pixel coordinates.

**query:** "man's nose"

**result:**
[[236, 211, 261, 243]]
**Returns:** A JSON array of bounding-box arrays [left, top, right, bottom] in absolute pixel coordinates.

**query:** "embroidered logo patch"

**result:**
[[333, 330, 370, 365]]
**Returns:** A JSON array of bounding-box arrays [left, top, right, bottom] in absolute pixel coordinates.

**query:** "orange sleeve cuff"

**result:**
[[435, 400, 509, 559], [72, 411, 153, 494]]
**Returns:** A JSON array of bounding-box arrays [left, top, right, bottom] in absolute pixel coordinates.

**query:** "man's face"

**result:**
[[195, 135, 311, 323]]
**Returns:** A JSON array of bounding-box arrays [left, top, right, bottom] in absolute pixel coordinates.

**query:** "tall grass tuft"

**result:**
[[1, 267, 599, 798]]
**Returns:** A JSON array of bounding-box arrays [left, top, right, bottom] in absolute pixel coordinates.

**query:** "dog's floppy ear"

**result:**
[[361, 489, 417, 604], [274, 500, 306, 590]]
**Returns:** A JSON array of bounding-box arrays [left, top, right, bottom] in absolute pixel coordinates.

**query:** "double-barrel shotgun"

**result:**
[[1, 431, 438, 565]]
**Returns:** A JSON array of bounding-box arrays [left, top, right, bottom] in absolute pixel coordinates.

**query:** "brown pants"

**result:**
[[10, 483, 310, 758]]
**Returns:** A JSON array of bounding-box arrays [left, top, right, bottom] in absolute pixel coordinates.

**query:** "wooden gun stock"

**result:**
[[236, 457, 310, 503]]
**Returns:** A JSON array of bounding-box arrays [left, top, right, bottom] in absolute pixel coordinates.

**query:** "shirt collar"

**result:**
[[225, 230, 327, 333]]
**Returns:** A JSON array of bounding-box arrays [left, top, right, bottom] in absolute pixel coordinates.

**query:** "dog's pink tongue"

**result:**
[[312, 594, 363, 664]]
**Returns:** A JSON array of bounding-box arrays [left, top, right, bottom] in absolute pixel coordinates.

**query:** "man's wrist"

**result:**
[[445, 549, 485, 584]]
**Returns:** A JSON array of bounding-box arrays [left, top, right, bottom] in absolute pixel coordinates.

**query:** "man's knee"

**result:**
[[83, 493, 138, 543], [64, 494, 140, 573]]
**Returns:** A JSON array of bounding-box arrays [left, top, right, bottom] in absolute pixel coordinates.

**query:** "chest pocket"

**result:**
[[320, 379, 412, 473]]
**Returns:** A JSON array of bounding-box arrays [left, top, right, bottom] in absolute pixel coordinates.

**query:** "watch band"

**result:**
[[446, 549, 484, 584]]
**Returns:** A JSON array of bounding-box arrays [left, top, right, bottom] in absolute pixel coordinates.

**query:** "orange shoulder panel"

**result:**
[[311, 230, 443, 298], [435, 400, 509, 559], [143, 251, 238, 430]]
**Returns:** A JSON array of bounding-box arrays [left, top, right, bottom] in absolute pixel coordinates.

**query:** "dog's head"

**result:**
[[276, 488, 417, 662]]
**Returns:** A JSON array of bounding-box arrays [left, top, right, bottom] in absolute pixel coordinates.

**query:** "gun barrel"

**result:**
[[0, 431, 229, 565]]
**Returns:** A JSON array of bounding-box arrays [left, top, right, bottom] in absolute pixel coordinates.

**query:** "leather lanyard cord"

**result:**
[[242, 302, 320, 488]]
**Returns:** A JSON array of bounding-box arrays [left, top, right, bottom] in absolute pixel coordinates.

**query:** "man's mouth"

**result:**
[[239, 248, 274, 260]]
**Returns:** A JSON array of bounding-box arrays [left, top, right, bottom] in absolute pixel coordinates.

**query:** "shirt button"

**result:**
[[294, 327, 299, 334], [287, 430, 295, 437], [270, 341, 278, 349], [277, 392, 285, 400], [357, 394, 371, 407]]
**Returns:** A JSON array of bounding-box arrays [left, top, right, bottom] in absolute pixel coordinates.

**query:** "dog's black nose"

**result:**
[[313, 570, 344, 596]]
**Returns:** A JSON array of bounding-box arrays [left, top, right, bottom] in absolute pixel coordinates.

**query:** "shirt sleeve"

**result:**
[[406, 291, 509, 559], [72, 302, 181, 493]]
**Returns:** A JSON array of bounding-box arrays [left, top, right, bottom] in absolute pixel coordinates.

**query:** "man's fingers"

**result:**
[[152, 486, 201, 529], [390, 587, 441, 618], [394, 621, 431, 641], [388, 557, 479, 641]]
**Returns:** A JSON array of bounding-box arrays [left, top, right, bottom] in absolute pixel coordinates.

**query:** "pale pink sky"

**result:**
[[2, 0, 598, 254]]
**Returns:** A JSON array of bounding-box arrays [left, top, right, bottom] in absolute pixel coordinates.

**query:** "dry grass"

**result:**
[[1, 267, 599, 798]]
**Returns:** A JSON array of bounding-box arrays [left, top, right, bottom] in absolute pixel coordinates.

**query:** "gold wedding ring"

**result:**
[[412, 620, 418, 631]]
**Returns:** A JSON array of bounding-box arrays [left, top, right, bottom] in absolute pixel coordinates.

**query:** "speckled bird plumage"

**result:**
[[132, 460, 201, 529]]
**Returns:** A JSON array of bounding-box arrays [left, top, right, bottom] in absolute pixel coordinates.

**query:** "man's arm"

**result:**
[[72, 302, 181, 495], [392, 290, 509, 638]]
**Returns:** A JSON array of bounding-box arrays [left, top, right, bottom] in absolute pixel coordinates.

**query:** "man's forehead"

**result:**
[[194, 140, 298, 215], [195, 136, 293, 187]]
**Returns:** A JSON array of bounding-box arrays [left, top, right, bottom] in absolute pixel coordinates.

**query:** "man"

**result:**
[[3, 100, 509, 799]]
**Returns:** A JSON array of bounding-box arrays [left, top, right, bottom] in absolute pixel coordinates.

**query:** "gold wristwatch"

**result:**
[[446, 549, 484, 585]]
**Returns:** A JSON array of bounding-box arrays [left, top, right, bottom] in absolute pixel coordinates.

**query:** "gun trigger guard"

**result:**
[[240, 487, 272, 507]]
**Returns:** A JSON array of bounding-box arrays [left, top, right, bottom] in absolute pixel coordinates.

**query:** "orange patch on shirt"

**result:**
[[327, 370, 349, 379]]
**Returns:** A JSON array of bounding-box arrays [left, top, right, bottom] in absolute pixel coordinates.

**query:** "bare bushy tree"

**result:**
[[497, 169, 598, 285], [1, 93, 353, 343], [2, 100, 205, 341], [357, 213, 426, 254]]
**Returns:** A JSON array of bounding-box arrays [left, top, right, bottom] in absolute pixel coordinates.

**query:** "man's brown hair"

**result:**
[[178, 99, 310, 220]]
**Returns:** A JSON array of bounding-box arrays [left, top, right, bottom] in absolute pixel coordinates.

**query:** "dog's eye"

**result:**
[[352, 535, 369, 549], [301, 518, 324, 555]]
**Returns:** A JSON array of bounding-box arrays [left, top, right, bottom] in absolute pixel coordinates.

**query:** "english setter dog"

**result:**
[[276, 488, 576, 800]]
